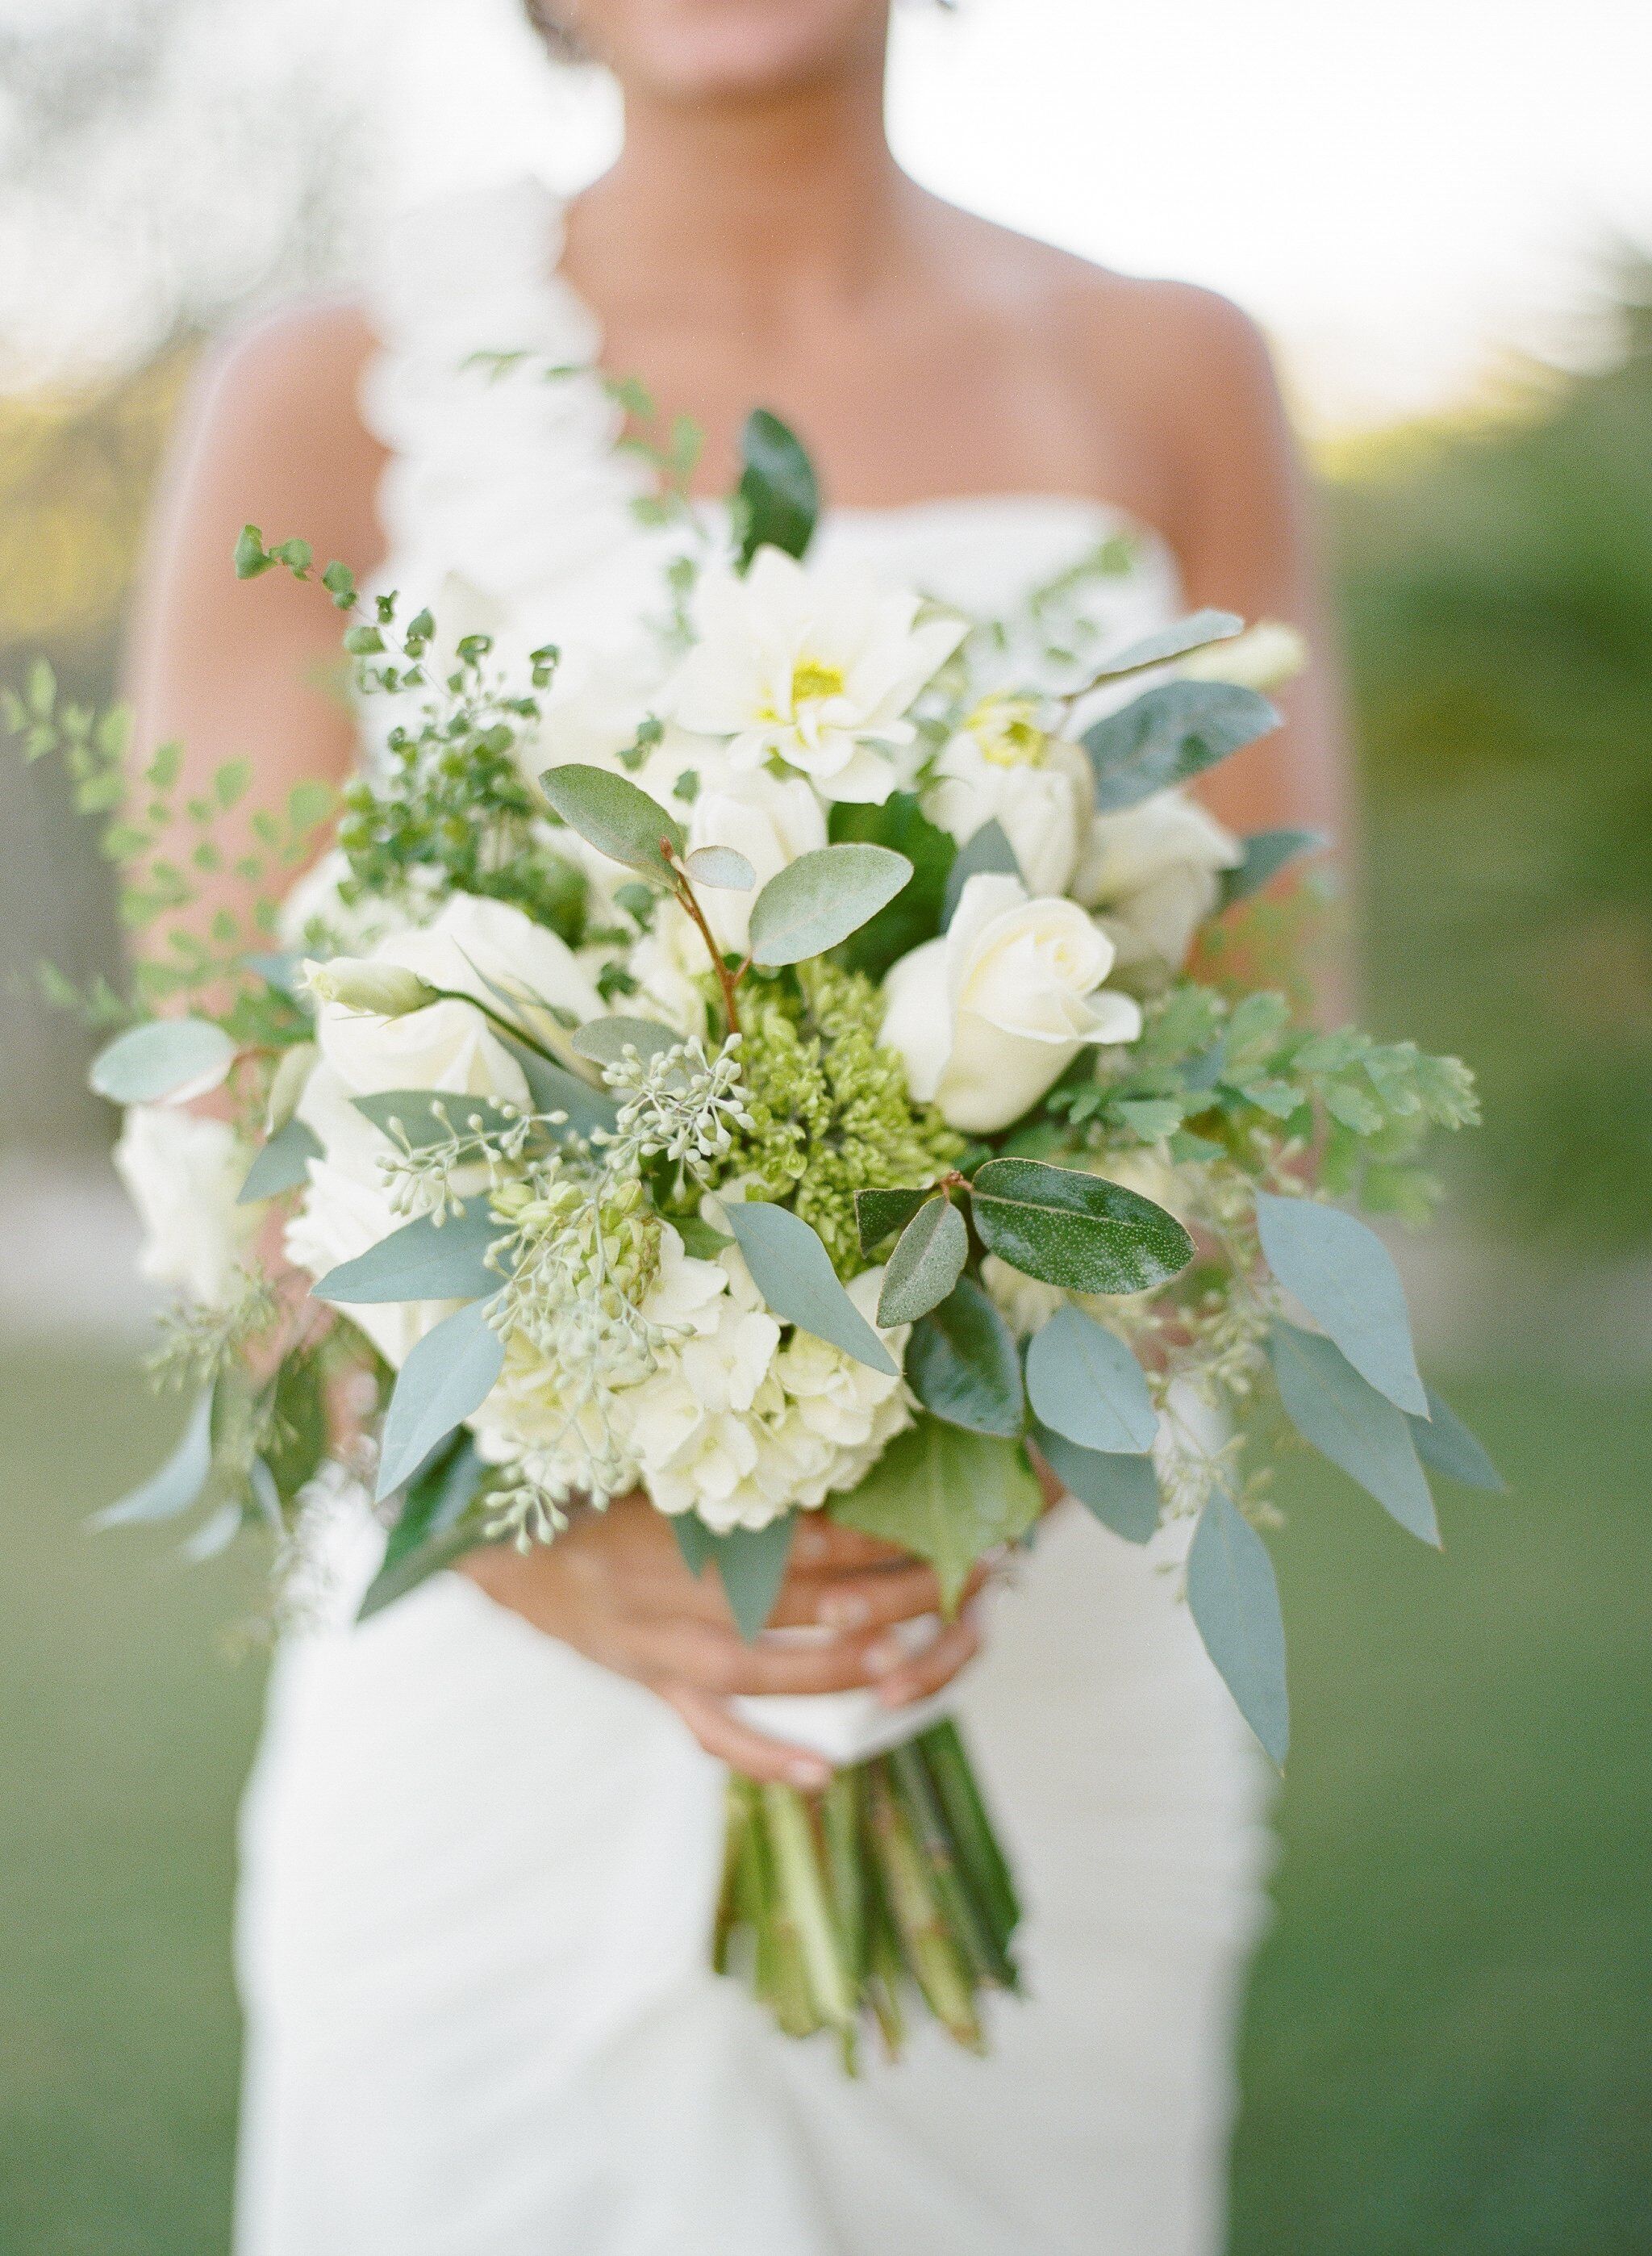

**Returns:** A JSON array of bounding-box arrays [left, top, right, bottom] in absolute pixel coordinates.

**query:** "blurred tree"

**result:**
[[1335, 264, 1652, 1254]]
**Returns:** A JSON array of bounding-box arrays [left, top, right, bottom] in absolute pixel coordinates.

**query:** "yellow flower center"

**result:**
[[966, 693, 1049, 768], [790, 658, 847, 708]]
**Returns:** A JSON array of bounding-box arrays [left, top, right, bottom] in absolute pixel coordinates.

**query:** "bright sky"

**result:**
[[388, 0, 1652, 431]]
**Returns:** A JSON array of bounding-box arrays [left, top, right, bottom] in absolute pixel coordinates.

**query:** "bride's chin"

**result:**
[[573, 0, 889, 100]]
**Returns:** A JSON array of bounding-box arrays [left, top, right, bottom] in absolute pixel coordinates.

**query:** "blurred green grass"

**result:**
[[2, 1343, 1647, 2254]]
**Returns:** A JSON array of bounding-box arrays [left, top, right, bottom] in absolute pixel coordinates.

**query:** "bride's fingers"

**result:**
[[658, 1685, 833, 1790], [802, 1556, 994, 1632], [645, 1619, 903, 1698], [788, 1519, 912, 1573], [874, 1610, 982, 1708]]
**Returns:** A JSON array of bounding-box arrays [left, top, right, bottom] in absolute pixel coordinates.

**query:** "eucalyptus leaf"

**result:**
[[683, 845, 756, 891], [1409, 1386, 1506, 1492], [353, 1089, 520, 1151], [359, 1435, 489, 1619], [1269, 1322, 1440, 1544], [237, 1117, 322, 1205], [876, 1197, 968, 1327], [854, 1185, 932, 1257], [569, 1017, 680, 1071], [714, 1514, 798, 1641], [93, 1386, 215, 1528], [671, 1514, 718, 1577], [722, 1201, 896, 1377], [90, 1016, 236, 1104], [1024, 1304, 1158, 1453], [179, 1500, 245, 1565], [500, 1038, 621, 1140], [1219, 827, 1325, 909], [1255, 1192, 1427, 1415], [906, 1276, 1025, 1437], [736, 407, 819, 566], [375, 1297, 507, 1502], [970, 1157, 1194, 1296], [1187, 1489, 1290, 1767], [1032, 1420, 1160, 1544], [242, 949, 308, 999], [1088, 608, 1243, 682], [941, 819, 1021, 925], [1082, 681, 1279, 813], [831, 1419, 1042, 1611], [313, 1201, 503, 1306], [538, 762, 686, 888], [828, 793, 957, 980], [747, 845, 913, 967]]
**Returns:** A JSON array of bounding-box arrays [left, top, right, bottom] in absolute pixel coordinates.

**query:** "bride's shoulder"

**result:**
[[165, 295, 387, 570]]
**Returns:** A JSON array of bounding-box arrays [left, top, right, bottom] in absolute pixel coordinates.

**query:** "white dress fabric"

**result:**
[[234, 178, 1274, 2256]]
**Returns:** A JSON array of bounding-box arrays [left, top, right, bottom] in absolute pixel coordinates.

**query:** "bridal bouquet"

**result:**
[[19, 405, 1498, 2066]]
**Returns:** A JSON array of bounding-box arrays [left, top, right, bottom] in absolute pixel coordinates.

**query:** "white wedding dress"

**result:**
[[234, 179, 1274, 2256]]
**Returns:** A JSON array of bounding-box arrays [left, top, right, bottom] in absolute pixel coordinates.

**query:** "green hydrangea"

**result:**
[[720, 961, 964, 1275]]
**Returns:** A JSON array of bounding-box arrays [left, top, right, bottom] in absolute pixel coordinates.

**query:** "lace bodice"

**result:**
[[357, 176, 1187, 731]]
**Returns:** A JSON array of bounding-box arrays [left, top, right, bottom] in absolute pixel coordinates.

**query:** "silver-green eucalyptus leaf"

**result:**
[[1219, 828, 1325, 909], [375, 1297, 507, 1502], [1032, 1421, 1160, 1544], [90, 1016, 236, 1104], [312, 1201, 503, 1306], [747, 844, 913, 967], [682, 845, 757, 891], [537, 762, 686, 888], [722, 1201, 896, 1377], [1187, 1489, 1290, 1768], [569, 1016, 681, 1071], [1255, 1191, 1427, 1416], [1082, 680, 1279, 813], [1268, 1322, 1440, 1544], [876, 1197, 968, 1328], [92, 1386, 215, 1528], [712, 1514, 798, 1642], [236, 1117, 322, 1205], [1087, 608, 1243, 683], [1408, 1387, 1505, 1492], [1024, 1304, 1158, 1454]]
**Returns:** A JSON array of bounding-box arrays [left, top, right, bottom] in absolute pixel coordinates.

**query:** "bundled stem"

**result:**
[[713, 1720, 1021, 2066]]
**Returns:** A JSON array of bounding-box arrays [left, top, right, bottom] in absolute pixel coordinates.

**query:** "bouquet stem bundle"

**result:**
[[713, 1718, 1020, 2066]]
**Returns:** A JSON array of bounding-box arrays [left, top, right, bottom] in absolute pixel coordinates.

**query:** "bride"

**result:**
[[128, 2, 1347, 2250]]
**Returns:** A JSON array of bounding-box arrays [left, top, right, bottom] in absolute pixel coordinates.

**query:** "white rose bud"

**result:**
[[1073, 788, 1241, 977], [302, 957, 440, 1017], [880, 873, 1143, 1134], [1181, 620, 1309, 693]]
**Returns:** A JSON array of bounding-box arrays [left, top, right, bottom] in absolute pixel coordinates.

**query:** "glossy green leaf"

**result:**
[[714, 1513, 798, 1641], [906, 1276, 1025, 1437], [723, 1201, 896, 1376], [736, 407, 819, 566], [313, 1201, 502, 1306], [262, 1354, 329, 1502], [876, 1197, 968, 1327], [1032, 1420, 1160, 1544], [1187, 1489, 1290, 1767], [1255, 1191, 1427, 1415], [1269, 1322, 1440, 1544], [970, 1157, 1194, 1296], [569, 1017, 680, 1071], [941, 819, 1020, 925], [1024, 1304, 1158, 1453], [1408, 1386, 1506, 1492], [1082, 680, 1279, 813], [1219, 827, 1325, 909], [854, 1184, 933, 1257], [90, 1015, 236, 1103], [92, 1386, 215, 1528], [359, 1435, 490, 1619], [236, 1116, 321, 1205], [375, 1297, 506, 1502], [538, 762, 686, 888], [747, 844, 912, 967], [830, 1419, 1042, 1611], [1089, 608, 1243, 681]]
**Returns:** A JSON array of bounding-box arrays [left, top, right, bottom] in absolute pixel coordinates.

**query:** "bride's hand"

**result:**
[[456, 1492, 987, 1787]]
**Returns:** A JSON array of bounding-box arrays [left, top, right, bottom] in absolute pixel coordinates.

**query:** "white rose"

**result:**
[[925, 696, 1093, 897], [684, 767, 827, 950], [665, 545, 965, 804], [113, 1105, 257, 1309], [1180, 619, 1308, 692], [880, 873, 1144, 1134], [312, 892, 607, 1102], [1072, 788, 1241, 976]]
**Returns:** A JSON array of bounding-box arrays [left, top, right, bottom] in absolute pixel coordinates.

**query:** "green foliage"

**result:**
[[721, 1200, 895, 1377], [827, 792, 957, 980], [1032, 1421, 1161, 1543], [969, 1155, 1195, 1295], [830, 1418, 1043, 1611], [536, 761, 686, 890], [746, 843, 912, 967], [717, 960, 963, 1273], [1024, 1303, 1158, 1455], [1187, 1488, 1290, 1767], [875, 1194, 968, 1327], [904, 1276, 1025, 1437], [1083, 679, 1279, 810], [1268, 1322, 1440, 1546], [375, 1297, 507, 1502], [733, 407, 819, 568]]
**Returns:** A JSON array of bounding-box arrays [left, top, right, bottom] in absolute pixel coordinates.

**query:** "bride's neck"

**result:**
[[566, 60, 921, 317]]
